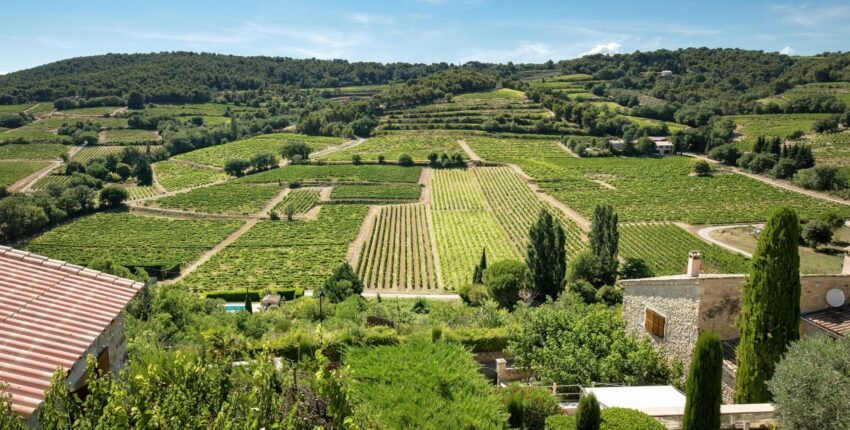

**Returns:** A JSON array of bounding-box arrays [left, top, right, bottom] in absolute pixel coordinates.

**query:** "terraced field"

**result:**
[[805, 131, 850, 166], [273, 188, 321, 214], [620, 223, 750, 277], [73, 145, 165, 163], [0, 160, 50, 186], [151, 182, 283, 215], [182, 204, 368, 291], [153, 160, 228, 191], [727, 113, 831, 148], [317, 131, 463, 162], [27, 213, 242, 274], [19, 117, 128, 130], [144, 103, 259, 117], [59, 106, 120, 116], [175, 134, 342, 167], [520, 155, 850, 223], [357, 203, 438, 291], [330, 184, 422, 203], [125, 185, 161, 200], [0, 143, 68, 159], [237, 164, 422, 184], [464, 135, 568, 162], [0, 129, 70, 144], [101, 129, 159, 144]]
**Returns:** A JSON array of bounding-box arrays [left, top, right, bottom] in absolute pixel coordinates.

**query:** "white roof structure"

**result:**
[[582, 385, 685, 414]]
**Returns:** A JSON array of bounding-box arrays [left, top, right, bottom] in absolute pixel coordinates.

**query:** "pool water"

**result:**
[[224, 304, 246, 312]]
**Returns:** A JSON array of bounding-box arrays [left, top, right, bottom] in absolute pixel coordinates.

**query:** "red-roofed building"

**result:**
[[0, 245, 143, 426]]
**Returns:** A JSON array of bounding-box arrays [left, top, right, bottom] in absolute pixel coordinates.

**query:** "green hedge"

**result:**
[[252, 325, 399, 361], [545, 408, 665, 430], [203, 288, 303, 302], [444, 327, 509, 352]]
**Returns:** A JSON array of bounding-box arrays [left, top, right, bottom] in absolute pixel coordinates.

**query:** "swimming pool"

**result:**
[[224, 304, 246, 312]]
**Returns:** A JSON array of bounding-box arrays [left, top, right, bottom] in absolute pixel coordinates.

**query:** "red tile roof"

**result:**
[[802, 304, 850, 337], [0, 246, 143, 418]]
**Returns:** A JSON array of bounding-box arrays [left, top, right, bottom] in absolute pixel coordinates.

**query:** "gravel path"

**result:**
[[456, 139, 482, 163], [695, 223, 763, 258]]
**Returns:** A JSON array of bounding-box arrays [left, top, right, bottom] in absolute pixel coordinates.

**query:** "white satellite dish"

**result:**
[[826, 289, 846, 308]]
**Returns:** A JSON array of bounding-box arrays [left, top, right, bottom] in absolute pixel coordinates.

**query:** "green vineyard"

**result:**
[[357, 203, 438, 290], [274, 188, 321, 214]]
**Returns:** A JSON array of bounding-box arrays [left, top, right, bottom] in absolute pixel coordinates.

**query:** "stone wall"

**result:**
[[67, 314, 128, 390], [621, 277, 701, 370]]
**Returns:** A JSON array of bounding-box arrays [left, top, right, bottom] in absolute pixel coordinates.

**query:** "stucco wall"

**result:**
[[621, 278, 701, 370]]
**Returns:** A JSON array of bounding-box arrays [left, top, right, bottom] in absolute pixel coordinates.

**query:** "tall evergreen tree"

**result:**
[[683, 331, 723, 430], [472, 248, 487, 284], [230, 116, 238, 141], [244, 288, 253, 314], [526, 210, 566, 302], [589, 205, 619, 286], [576, 394, 601, 430], [735, 207, 801, 403]]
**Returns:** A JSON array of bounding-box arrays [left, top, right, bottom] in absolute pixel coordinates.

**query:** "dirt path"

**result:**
[[590, 179, 615, 190], [347, 205, 380, 266], [685, 153, 850, 207], [97, 130, 106, 144], [111, 107, 128, 116], [10, 161, 62, 193], [418, 168, 433, 204], [456, 139, 482, 163], [506, 163, 590, 230], [164, 218, 258, 284], [319, 186, 332, 201], [261, 187, 291, 218], [312, 137, 366, 158], [695, 223, 763, 258], [557, 141, 579, 157]]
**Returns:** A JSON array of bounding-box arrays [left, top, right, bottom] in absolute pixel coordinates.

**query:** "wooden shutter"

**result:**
[[645, 308, 666, 338]]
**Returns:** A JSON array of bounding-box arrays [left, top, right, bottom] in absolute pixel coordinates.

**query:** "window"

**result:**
[[645, 308, 666, 338]]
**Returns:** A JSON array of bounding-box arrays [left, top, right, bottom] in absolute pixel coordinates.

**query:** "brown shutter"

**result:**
[[645, 308, 666, 338]]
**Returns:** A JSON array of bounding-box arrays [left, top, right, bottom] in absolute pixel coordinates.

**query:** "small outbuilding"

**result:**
[[261, 294, 281, 310]]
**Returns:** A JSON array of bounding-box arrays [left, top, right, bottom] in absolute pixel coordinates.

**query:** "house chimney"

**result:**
[[687, 250, 702, 277], [842, 247, 850, 275]]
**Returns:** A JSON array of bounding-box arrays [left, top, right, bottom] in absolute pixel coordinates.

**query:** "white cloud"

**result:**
[[0, 71, 6, 75], [582, 42, 621, 56], [460, 42, 557, 63], [780, 46, 795, 55]]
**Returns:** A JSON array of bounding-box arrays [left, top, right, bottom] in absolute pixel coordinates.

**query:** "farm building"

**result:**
[[660, 70, 673, 77], [621, 250, 850, 401], [0, 245, 143, 426], [650, 136, 675, 155]]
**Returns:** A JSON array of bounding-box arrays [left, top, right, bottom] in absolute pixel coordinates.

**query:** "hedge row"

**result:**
[[545, 408, 665, 430], [202, 288, 304, 302], [444, 327, 510, 352]]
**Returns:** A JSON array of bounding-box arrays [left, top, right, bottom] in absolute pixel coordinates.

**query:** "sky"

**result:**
[[1, 0, 849, 74]]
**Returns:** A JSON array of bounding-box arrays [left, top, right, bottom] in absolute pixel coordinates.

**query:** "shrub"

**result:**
[[398, 153, 414, 166], [351, 154, 362, 165], [768, 335, 850, 429], [498, 384, 560, 430], [99, 186, 129, 208], [322, 262, 363, 303], [566, 250, 602, 288], [802, 220, 833, 249], [269, 210, 280, 220], [619, 257, 653, 279], [595, 285, 622, 306], [482, 260, 528, 309], [202, 288, 303, 302], [691, 160, 712, 176], [280, 142, 312, 161], [747, 153, 776, 174], [250, 152, 278, 172], [545, 408, 664, 430], [707, 144, 741, 165], [444, 327, 509, 352], [576, 394, 600, 430], [224, 159, 250, 177], [569, 279, 597, 304], [771, 157, 797, 179], [793, 165, 847, 191], [377, 154, 385, 164], [459, 283, 491, 306], [115, 163, 132, 180]]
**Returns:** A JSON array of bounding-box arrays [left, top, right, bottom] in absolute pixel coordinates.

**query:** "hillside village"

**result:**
[[1, 37, 850, 429]]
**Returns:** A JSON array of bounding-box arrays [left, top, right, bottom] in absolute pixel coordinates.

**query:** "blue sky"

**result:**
[[2, 1, 849, 73]]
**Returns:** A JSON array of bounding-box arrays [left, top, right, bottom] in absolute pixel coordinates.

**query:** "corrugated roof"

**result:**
[[802, 304, 850, 337], [0, 246, 142, 418]]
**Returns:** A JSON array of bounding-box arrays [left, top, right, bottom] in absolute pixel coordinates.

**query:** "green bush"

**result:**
[[576, 394, 600, 430], [482, 260, 528, 309], [498, 384, 560, 430], [444, 327, 509, 352], [545, 408, 664, 430], [459, 283, 491, 306]]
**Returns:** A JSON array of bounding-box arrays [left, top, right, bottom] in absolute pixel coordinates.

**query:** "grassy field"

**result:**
[[0, 160, 50, 186], [151, 182, 283, 215], [782, 82, 850, 104], [26, 213, 241, 272], [102, 129, 159, 144], [453, 88, 526, 100], [521, 155, 850, 223], [620, 223, 750, 276], [175, 134, 342, 167], [330, 184, 422, 202], [318, 131, 463, 162], [0, 103, 37, 113], [727, 113, 831, 139], [273, 188, 321, 214], [182, 204, 368, 291], [357, 203, 438, 291], [153, 160, 228, 191], [0, 143, 68, 160], [236, 164, 423, 184]]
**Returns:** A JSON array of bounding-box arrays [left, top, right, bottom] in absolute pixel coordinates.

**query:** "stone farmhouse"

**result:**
[[621, 250, 850, 400], [608, 137, 675, 156], [0, 245, 143, 426]]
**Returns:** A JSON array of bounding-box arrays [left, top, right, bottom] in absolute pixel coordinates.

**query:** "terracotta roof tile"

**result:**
[[0, 246, 143, 419], [802, 304, 850, 337]]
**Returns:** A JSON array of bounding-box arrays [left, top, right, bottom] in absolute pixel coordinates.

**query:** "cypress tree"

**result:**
[[589, 205, 619, 286], [472, 248, 487, 284], [683, 331, 723, 430], [576, 394, 601, 430], [526, 210, 566, 302], [735, 207, 800, 403], [244, 287, 253, 314]]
